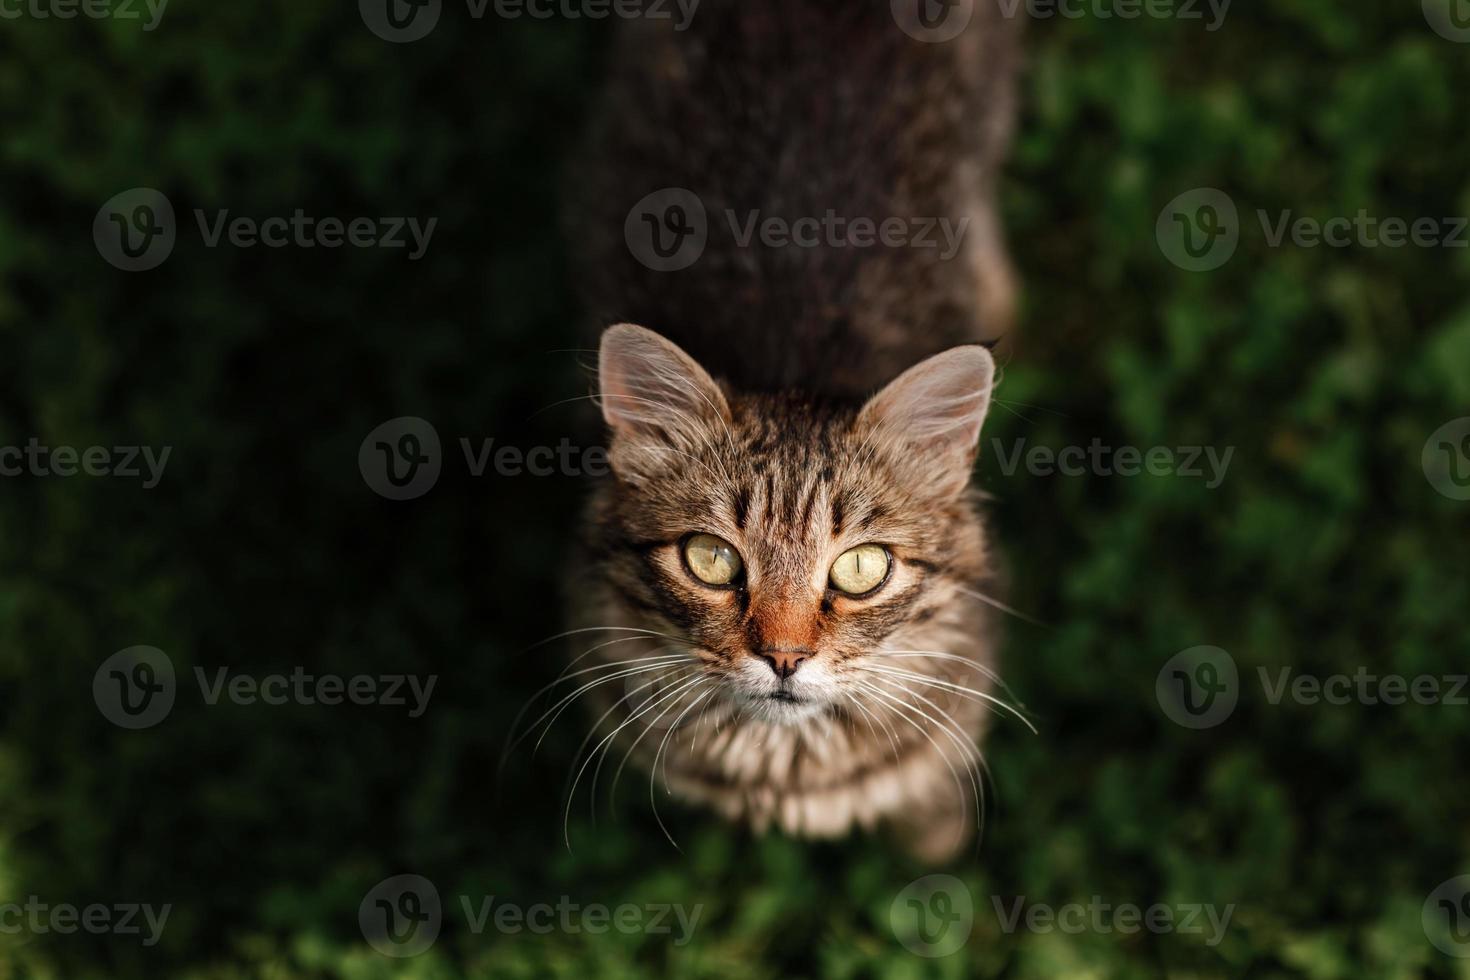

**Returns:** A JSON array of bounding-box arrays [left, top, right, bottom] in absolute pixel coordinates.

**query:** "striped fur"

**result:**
[[564, 0, 1020, 861]]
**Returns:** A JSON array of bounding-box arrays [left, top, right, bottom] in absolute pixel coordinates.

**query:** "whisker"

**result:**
[[517, 625, 687, 655], [954, 585, 1050, 628], [500, 637, 680, 769], [877, 649, 1035, 720], [600, 671, 707, 816], [851, 678, 981, 848], [649, 686, 714, 852], [563, 665, 694, 815], [563, 672, 706, 851], [843, 690, 902, 765], [858, 663, 1037, 734], [529, 656, 694, 756]]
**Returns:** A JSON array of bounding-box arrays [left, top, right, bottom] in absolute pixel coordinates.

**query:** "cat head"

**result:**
[[590, 323, 995, 724]]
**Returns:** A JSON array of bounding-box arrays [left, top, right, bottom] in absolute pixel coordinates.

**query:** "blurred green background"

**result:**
[[2, 0, 1469, 976]]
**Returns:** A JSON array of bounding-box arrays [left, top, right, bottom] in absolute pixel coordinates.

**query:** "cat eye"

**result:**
[[683, 533, 744, 587], [829, 544, 891, 596]]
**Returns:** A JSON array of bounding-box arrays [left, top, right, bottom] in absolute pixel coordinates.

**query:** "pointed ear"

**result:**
[[857, 346, 996, 498], [598, 323, 730, 479]]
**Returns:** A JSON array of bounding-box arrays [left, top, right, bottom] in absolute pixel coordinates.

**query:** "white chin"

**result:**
[[741, 691, 826, 725]]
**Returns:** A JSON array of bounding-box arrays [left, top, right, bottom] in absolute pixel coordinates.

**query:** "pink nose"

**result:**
[[755, 648, 810, 680]]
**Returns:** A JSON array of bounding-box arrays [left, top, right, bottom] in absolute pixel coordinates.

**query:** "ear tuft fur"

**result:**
[[598, 324, 730, 480], [856, 346, 996, 497]]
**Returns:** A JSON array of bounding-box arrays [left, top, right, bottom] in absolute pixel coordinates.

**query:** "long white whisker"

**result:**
[[852, 679, 980, 848], [876, 650, 1034, 721], [600, 670, 707, 814], [563, 672, 706, 851], [500, 637, 681, 768], [563, 664, 695, 813], [953, 585, 1049, 628], [530, 656, 694, 756], [858, 664, 1037, 734], [843, 690, 902, 764], [649, 686, 714, 852]]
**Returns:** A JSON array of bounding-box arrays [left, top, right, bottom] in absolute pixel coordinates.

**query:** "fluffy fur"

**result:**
[[556, 0, 1022, 861]]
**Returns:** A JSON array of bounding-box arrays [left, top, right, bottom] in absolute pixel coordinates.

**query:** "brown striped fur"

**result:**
[[563, 0, 1021, 861]]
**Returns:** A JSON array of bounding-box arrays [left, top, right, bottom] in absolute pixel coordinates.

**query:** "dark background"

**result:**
[[2, 0, 1468, 976]]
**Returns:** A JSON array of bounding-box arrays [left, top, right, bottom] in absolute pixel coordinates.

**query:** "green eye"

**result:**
[[829, 544, 890, 595], [683, 533, 743, 586]]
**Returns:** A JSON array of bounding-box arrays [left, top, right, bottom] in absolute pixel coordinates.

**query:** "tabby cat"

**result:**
[[562, 0, 1021, 861]]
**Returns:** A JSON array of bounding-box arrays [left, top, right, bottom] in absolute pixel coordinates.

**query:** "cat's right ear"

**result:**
[[598, 324, 730, 475]]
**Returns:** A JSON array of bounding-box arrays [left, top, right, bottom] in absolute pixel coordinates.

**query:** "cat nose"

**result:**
[[755, 647, 811, 680]]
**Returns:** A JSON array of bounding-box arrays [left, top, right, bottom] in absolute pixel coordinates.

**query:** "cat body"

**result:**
[[563, 0, 1021, 860], [575, 0, 1020, 395]]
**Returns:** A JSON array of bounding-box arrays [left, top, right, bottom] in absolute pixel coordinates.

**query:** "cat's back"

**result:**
[[571, 0, 1019, 398]]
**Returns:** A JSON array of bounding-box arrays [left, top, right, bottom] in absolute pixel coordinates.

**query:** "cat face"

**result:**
[[591, 324, 995, 725]]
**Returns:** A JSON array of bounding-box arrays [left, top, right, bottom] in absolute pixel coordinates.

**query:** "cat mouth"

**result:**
[[768, 689, 802, 704]]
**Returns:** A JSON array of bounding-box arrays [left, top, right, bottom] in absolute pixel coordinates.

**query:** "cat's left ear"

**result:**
[[598, 323, 731, 480], [857, 345, 996, 498]]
